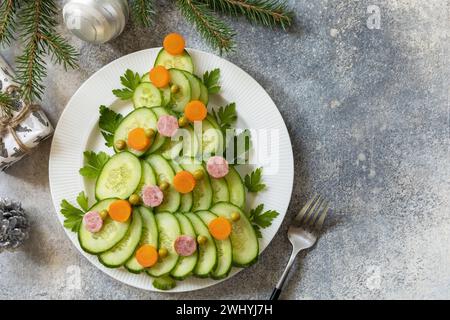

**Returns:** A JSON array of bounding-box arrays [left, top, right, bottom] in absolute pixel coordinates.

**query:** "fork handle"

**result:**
[[269, 251, 298, 300], [269, 288, 282, 300]]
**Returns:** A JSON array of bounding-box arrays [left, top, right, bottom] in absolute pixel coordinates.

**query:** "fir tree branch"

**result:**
[[39, 33, 78, 70], [0, 0, 20, 46], [130, 0, 155, 27], [0, 91, 15, 118], [15, 0, 47, 102], [200, 0, 293, 29], [14, 0, 78, 102], [177, 0, 235, 53]]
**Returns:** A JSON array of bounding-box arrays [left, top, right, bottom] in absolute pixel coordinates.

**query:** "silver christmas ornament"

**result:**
[[63, 0, 129, 44]]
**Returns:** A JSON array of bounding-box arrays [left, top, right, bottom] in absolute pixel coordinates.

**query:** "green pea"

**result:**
[[170, 84, 179, 94], [193, 169, 204, 180], [197, 235, 207, 245], [158, 247, 168, 259], [129, 194, 141, 206], [230, 212, 241, 222], [115, 139, 126, 150], [159, 181, 170, 191]]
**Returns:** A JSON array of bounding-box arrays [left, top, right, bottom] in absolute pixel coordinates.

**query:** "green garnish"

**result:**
[[99, 105, 123, 147], [244, 167, 266, 193], [60, 191, 89, 232], [203, 68, 221, 94], [0, 92, 15, 118], [112, 69, 142, 100], [79, 151, 110, 179], [249, 204, 279, 239], [76, 192, 89, 211], [152, 275, 177, 290], [213, 102, 237, 132]]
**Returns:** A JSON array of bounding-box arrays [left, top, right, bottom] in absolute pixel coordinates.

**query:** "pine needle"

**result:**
[[200, 0, 293, 29], [14, 0, 78, 102], [40, 33, 78, 70], [0, 0, 19, 47], [177, 0, 236, 54], [130, 0, 155, 27], [0, 91, 15, 118]]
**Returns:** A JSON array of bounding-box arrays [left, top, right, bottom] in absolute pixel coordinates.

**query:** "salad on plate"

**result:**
[[60, 33, 280, 290]]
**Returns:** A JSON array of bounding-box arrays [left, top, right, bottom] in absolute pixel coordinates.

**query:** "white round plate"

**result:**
[[49, 48, 294, 292]]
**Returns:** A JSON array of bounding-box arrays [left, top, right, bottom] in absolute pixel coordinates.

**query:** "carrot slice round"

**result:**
[[184, 100, 207, 122], [173, 170, 196, 194], [136, 244, 158, 267], [150, 66, 170, 88], [108, 200, 132, 222], [127, 128, 150, 151], [208, 217, 232, 240], [163, 33, 185, 55]]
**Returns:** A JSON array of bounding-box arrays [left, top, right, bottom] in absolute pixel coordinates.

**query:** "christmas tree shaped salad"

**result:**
[[60, 34, 280, 290]]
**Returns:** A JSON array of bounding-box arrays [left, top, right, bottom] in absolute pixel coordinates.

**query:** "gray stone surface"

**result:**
[[0, 0, 448, 299]]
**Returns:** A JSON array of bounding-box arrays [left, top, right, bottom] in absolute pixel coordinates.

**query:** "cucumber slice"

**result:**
[[147, 107, 169, 154], [151, 106, 170, 117], [210, 202, 259, 267], [179, 158, 213, 211], [141, 72, 150, 83], [210, 176, 229, 203], [154, 49, 194, 73], [146, 154, 181, 213], [160, 125, 199, 160], [125, 207, 159, 273], [182, 71, 201, 100], [113, 107, 158, 156], [159, 139, 183, 160], [196, 210, 232, 279], [152, 275, 176, 290], [178, 194, 193, 213], [184, 212, 217, 277], [198, 78, 209, 105], [135, 160, 157, 196], [224, 166, 246, 209], [98, 208, 143, 268], [182, 126, 200, 158], [169, 160, 193, 212], [201, 118, 224, 157], [133, 82, 162, 108], [78, 199, 130, 254], [141, 72, 172, 108], [169, 69, 191, 112], [147, 212, 181, 277], [171, 213, 198, 280], [160, 87, 172, 107], [95, 152, 142, 200]]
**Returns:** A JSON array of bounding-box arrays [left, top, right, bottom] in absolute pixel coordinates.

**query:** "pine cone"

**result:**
[[0, 198, 30, 252]]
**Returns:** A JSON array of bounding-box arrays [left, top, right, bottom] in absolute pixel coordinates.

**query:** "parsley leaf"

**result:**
[[245, 167, 266, 192], [60, 192, 88, 232], [76, 191, 89, 211], [254, 209, 279, 228], [112, 69, 141, 100], [249, 204, 279, 237], [79, 151, 110, 179], [253, 224, 263, 239], [203, 69, 221, 94], [101, 131, 114, 147], [99, 105, 123, 147], [213, 103, 237, 132]]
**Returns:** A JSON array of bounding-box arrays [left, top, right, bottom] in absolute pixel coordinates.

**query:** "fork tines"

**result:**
[[294, 194, 329, 231]]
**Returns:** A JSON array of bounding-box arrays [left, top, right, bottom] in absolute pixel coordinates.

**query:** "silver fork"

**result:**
[[270, 194, 330, 300]]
